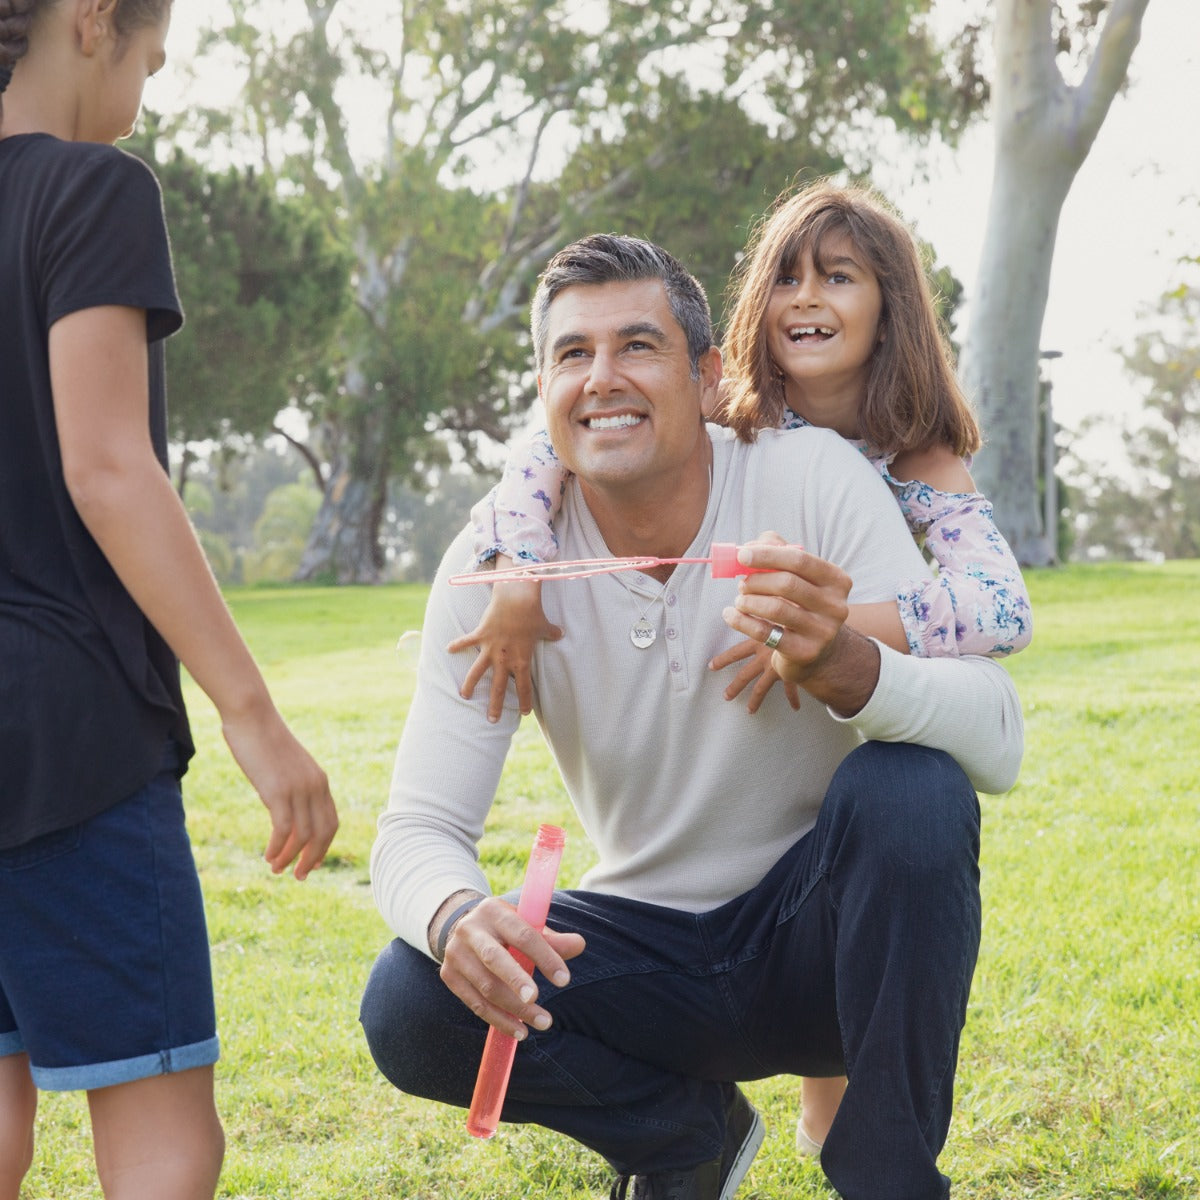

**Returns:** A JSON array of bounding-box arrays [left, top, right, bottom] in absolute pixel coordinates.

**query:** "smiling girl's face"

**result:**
[[763, 232, 884, 436]]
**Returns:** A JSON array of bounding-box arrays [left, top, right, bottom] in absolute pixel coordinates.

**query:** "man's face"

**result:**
[[538, 279, 720, 495]]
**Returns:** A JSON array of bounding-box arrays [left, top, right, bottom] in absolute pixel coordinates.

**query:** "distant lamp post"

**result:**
[[1039, 350, 1063, 564]]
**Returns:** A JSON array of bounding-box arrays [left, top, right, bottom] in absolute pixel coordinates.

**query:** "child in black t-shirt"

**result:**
[[0, 3, 338, 1195]]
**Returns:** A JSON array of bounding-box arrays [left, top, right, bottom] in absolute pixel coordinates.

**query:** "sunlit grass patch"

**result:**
[[17, 562, 1200, 1198]]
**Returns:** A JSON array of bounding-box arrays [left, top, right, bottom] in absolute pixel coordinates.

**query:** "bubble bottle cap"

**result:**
[[709, 543, 744, 578], [534, 823, 565, 850], [709, 543, 774, 578]]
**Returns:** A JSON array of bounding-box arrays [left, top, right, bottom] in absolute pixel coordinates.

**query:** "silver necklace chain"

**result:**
[[626, 454, 712, 650]]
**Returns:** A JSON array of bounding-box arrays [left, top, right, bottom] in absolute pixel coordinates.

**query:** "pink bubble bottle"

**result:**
[[466, 824, 566, 1138]]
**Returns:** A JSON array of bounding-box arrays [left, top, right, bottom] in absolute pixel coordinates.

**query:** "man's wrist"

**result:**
[[782, 626, 880, 717], [429, 889, 487, 961]]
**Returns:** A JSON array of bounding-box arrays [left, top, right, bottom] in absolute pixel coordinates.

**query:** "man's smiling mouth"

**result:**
[[585, 414, 646, 430]]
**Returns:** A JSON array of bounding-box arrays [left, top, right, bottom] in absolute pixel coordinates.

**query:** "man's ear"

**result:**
[[698, 346, 723, 416]]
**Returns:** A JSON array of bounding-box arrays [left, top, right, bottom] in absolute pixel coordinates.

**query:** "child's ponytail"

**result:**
[[0, 0, 39, 112], [0, 0, 42, 138]]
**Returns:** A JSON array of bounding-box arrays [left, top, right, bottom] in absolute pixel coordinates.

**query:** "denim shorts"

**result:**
[[0, 746, 219, 1091]]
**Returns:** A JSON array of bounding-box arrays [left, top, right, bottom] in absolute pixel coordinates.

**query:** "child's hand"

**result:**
[[449, 577, 563, 723], [709, 639, 802, 714], [221, 705, 339, 880]]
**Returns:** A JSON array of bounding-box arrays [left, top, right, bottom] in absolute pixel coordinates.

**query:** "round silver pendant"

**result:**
[[630, 618, 657, 649]]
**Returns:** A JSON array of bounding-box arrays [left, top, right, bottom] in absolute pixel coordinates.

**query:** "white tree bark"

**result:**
[[960, 0, 1150, 564]]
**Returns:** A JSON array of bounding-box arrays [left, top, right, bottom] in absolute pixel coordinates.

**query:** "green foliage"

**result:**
[[389, 469, 502, 582], [185, 443, 325, 584], [354, 163, 530, 481], [17, 563, 1200, 1197], [730, 0, 985, 138], [243, 483, 324, 583], [171, 0, 986, 579], [1064, 282, 1200, 560], [127, 128, 351, 462], [550, 85, 844, 325]]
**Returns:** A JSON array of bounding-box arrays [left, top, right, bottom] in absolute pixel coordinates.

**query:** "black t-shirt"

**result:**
[[0, 134, 193, 848]]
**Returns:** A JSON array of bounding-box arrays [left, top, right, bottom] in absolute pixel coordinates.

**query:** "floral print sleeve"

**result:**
[[889, 476, 1033, 659], [469, 426, 570, 564], [779, 405, 1032, 660]]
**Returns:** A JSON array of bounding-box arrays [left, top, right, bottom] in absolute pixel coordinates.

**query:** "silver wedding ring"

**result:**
[[763, 624, 785, 650]]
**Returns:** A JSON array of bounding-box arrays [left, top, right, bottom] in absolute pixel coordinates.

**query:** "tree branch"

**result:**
[[304, 0, 366, 208], [461, 106, 557, 325], [1071, 0, 1150, 148], [469, 144, 676, 335], [272, 424, 329, 492]]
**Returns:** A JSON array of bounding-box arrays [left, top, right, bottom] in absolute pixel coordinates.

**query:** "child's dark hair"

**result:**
[[720, 180, 980, 458], [0, 0, 170, 112]]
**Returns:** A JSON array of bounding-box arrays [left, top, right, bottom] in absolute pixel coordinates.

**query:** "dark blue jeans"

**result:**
[[360, 742, 981, 1200]]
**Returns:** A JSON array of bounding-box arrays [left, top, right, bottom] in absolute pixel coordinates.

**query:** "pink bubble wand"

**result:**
[[466, 823, 566, 1139], [450, 542, 770, 586]]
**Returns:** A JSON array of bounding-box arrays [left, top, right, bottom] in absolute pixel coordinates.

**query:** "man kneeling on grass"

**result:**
[[360, 233, 1023, 1200]]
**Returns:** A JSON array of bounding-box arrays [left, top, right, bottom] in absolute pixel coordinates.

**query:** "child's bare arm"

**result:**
[[448, 561, 563, 724], [51, 305, 338, 879], [844, 600, 908, 650]]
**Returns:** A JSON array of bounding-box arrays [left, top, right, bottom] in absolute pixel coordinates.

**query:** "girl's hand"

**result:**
[[449, 574, 563, 723], [709, 639, 802, 713], [220, 703, 338, 880]]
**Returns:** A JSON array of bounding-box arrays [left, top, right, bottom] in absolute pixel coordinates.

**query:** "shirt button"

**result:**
[[666, 628, 677, 640], [670, 660, 681, 673], [666, 593, 677, 607]]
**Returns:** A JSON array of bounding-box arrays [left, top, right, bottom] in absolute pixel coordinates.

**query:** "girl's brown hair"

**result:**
[[720, 180, 980, 458]]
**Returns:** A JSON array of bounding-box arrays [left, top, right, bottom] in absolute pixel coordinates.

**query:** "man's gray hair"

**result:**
[[531, 234, 713, 377]]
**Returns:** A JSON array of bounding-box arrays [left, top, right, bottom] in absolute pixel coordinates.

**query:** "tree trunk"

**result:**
[[960, 161, 1073, 565], [293, 391, 391, 584], [175, 444, 195, 499], [961, 0, 1150, 566]]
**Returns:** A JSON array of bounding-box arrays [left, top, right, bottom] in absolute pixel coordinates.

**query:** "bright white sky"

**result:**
[[888, 0, 1200, 465], [158, 1, 1199, 466]]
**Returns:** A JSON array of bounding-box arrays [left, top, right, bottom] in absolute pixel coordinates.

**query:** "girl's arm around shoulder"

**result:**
[[888, 445, 1033, 659], [461, 430, 570, 719], [50, 305, 337, 879], [469, 427, 570, 565]]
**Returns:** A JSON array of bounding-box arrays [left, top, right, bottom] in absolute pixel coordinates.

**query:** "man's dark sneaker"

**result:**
[[608, 1086, 765, 1200]]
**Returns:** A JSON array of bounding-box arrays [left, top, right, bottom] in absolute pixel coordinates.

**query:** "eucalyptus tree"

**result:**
[[959, 0, 1152, 565], [1068, 279, 1200, 560], [182, 0, 982, 581], [129, 130, 351, 497]]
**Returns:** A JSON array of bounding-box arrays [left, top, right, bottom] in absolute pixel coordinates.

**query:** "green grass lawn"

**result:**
[[20, 562, 1200, 1198]]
